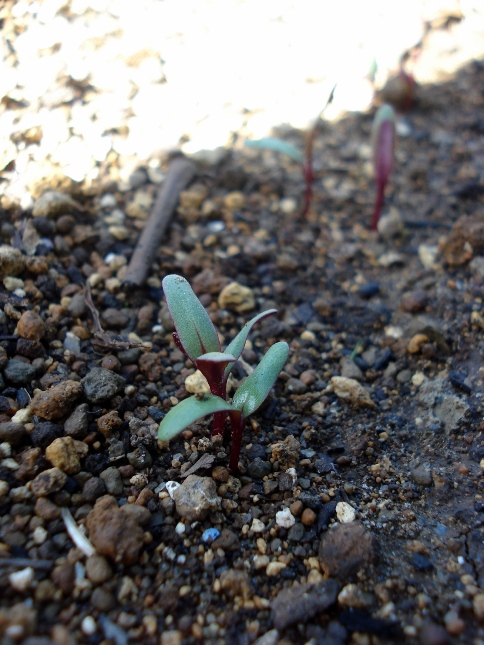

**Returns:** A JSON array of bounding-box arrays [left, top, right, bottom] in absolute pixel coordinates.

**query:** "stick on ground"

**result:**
[[123, 156, 197, 288]]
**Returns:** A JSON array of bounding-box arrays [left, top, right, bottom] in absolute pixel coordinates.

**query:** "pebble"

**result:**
[[4, 276, 24, 291], [410, 465, 433, 487], [100, 467, 124, 496], [443, 609, 465, 636], [32, 191, 81, 219], [9, 566, 35, 592], [266, 561, 286, 577], [17, 310, 45, 341], [30, 380, 83, 420], [218, 282, 255, 313], [0, 480, 9, 498], [340, 357, 363, 381], [287, 523, 305, 541], [271, 579, 340, 630], [400, 290, 428, 313], [0, 422, 26, 445], [247, 458, 272, 479], [275, 507, 296, 529], [45, 436, 82, 474], [172, 475, 220, 522], [4, 360, 36, 386], [96, 410, 122, 438], [319, 522, 375, 579], [330, 376, 375, 408], [286, 377, 307, 394], [377, 207, 404, 239], [271, 436, 300, 470], [86, 554, 113, 585], [0, 245, 25, 277], [31, 467, 67, 497], [418, 244, 439, 270], [419, 623, 451, 645], [301, 508, 317, 526], [202, 528, 220, 544], [81, 368, 126, 403], [473, 593, 484, 622], [81, 616, 97, 636], [85, 495, 145, 566], [91, 587, 116, 612], [64, 404, 89, 437], [219, 568, 252, 599], [336, 501, 356, 523], [185, 370, 210, 395], [251, 518, 265, 533], [101, 308, 130, 329]]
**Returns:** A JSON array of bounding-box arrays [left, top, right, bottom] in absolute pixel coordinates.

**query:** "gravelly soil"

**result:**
[[1, 30, 484, 645]]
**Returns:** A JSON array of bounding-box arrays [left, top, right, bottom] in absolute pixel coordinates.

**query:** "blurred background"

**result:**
[[1, 0, 484, 205]]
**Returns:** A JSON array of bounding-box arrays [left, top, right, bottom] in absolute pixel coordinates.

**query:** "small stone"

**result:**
[[51, 563, 75, 595], [266, 561, 286, 577], [34, 497, 61, 520], [82, 477, 106, 503], [91, 586, 116, 611], [9, 567, 35, 592], [4, 360, 36, 386], [99, 467, 124, 496], [17, 310, 45, 340], [32, 191, 82, 219], [286, 377, 307, 394], [86, 554, 113, 585], [172, 475, 220, 522], [85, 495, 144, 565], [81, 368, 125, 403], [407, 333, 430, 354], [64, 404, 89, 437], [401, 290, 428, 313], [30, 380, 83, 420], [251, 518, 265, 533], [377, 207, 404, 239], [4, 276, 24, 291], [185, 370, 210, 395], [340, 357, 363, 381], [160, 631, 183, 645], [336, 501, 356, 523], [212, 466, 229, 483], [287, 523, 305, 541], [247, 458, 272, 479], [278, 470, 296, 491], [67, 293, 88, 318], [271, 435, 300, 470], [444, 609, 465, 636], [0, 422, 26, 445], [223, 191, 245, 211], [45, 437, 81, 474], [330, 376, 375, 409], [0, 245, 25, 277], [411, 465, 432, 487], [96, 411, 122, 438], [218, 282, 255, 313], [319, 522, 376, 579], [101, 308, 129, 329], [271, 579, 340, 630], [338, 583, 373, 609], [301, 508, 317, 526], [219, 568, 252, 599], [275, 507, 296, 528], [419, 623, 451, 645], [31, 467, 67, 497], [473, 593, 484, 622], [212, 528, 239, 551], [120, 503, 151, 526]]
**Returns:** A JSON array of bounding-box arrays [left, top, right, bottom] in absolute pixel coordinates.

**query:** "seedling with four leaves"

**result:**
[[158, 275, 289, 472]]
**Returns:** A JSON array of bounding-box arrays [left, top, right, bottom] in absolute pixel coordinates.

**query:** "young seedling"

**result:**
[[371, 103, 395, 231], [160, 275, 288, 470], [245, 85, 335, 218]]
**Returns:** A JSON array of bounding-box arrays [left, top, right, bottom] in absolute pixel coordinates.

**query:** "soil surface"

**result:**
[[1, 22, 484, 645]]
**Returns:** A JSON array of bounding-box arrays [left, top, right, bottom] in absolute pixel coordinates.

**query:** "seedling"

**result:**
[[371, 103, 395, 231], [245, 85, 335, 218], [159, 274, 289, 471]]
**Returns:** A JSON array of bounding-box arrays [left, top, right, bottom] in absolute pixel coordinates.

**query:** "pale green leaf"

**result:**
[[245, 138, 304, 163], [233, 342, 289, 418], [158, 394, 233, 442], [223, 309, 277, 380], [162, 274, 220, 361]]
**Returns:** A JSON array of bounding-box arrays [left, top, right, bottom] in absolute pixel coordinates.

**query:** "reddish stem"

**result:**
[[371, 181, 385, 231], [228, 410, 244, 473], [210, 380, 228, 436], [300, 160, 313, 218]]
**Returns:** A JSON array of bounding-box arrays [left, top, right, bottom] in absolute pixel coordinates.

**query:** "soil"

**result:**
[[1, 52, 484, 645]]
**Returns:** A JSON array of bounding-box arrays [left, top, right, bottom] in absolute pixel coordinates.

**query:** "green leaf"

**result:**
[[233, 341, 289, 418], [158, 394, 233, 442], [162, 275, 220, 362], [223, 309, 277, 380], [245, 138, 304, 164]]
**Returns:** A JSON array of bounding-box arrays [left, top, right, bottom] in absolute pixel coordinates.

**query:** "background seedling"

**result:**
[[371, 103, 395, 231]]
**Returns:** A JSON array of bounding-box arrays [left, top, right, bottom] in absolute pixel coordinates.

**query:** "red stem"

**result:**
[[371, 180, 385, 231], [210, 380, 227, 436], [228, 410, 244, 473], [300, 161, 313, 218]]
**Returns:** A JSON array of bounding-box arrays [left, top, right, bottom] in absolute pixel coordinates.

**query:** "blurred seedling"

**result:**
[[245, 85, 336, 217], [158, 275, 288, 471], [371, 103, 395, 231]]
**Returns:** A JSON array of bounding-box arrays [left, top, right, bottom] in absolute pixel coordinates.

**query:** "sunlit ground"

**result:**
[[1, 0, 484, 200]]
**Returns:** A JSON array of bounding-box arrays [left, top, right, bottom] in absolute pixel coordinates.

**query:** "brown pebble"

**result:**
[[135, 488, 154, 507], [45, 437, 81, 474], [91, 586, 116, 611], [85, 554, 113, 585], [212, 466, 230, 483], [31, 467, 67, 497], [118, 464, 135, 478], [400, 290, 428, 313], [17, 310, 45, 341], [35, 497, 62, 520], [290, 500, 303, 517], [319, 521, 376, 579], [419, 623, 451, 645], [56, 214, 75, 234], [101, 355, 122, 372], [139, 352, 163, 381], [96, 410, 122, 438], [30, 380, 83, 421], [51, 563, 75, 595], [301, 508, 317, 526], [219, 568, 252, 599], [300, 369, 317, 385]]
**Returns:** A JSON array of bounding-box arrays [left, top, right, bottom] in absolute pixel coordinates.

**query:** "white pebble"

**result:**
[[175, 522, 186, 535], [33, 526, 48, 545], [9, 567, 35, 591], [11, 407, 32, 424], [166, 481, 180, 499], [251, 518, 265, 533], [275, 507, 296, 529], [81, 616, 97, 636], [336, 501, 356, 523]]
